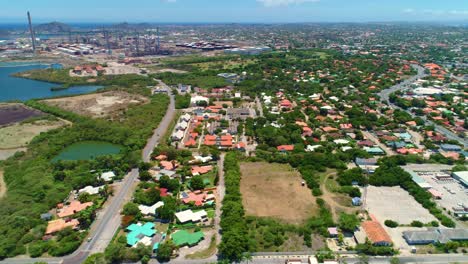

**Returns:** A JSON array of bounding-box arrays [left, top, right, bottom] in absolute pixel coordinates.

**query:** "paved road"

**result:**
[[244, 254, 468, 264], [379, 64, 467, 148], [378, 64, 427, 103], [0, 82, 176, 264], [255, 96, 264, 117], [143, 80, 176, 162], [150, 253, 468, 264], [215, 153, 226, 242]]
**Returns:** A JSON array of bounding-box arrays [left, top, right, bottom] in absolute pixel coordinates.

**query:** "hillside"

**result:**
[[35, 21, 71, 33]]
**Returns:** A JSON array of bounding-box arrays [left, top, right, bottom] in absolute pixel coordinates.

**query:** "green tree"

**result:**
[[191, 176, 205, 190], [384, 220, 399, 228], [105, 243, 125, 263], [139, 170, 152, 181], [83, 253, 107, 264], [123, 202, 140, 216], [157, 241, 173, 262], [338, 213, 360, 232]]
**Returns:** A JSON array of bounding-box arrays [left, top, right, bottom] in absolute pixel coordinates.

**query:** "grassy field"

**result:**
[[240, 162, 318, 224], [0, 119, 67, 149], [278, 233, 326, 252], [42, 91, 149, 119], [319, 170, 358, 221], [185, 235, 217, 259]]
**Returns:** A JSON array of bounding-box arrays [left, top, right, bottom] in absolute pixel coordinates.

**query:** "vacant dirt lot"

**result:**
[[365, 186, 436, 224], [240, 162, 318, 224], [0, 104, 44, 126], [43, 91, 149, 118], [0, 119, 67, 149]]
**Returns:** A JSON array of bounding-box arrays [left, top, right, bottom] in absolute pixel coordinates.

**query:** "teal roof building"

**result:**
[[126, 222, 156, 246]]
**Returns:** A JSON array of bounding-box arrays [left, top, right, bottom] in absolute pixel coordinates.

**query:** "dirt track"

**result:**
[[0, 171, 6, 198]]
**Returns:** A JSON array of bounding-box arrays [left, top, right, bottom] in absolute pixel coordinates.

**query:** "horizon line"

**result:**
[[1, 20, 467, 25]]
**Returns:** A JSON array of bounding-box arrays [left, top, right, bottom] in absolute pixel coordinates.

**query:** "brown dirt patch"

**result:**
[[43, 91, 149, 118], [240, 162, 318, 224], [0, 170, 6, 198]]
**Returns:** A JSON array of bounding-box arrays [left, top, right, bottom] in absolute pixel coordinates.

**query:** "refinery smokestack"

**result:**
[[27, 11, 36, 53]]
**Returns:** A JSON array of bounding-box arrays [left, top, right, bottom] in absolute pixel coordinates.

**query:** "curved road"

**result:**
[[1, 83, 175, 264], [379, 64, 467, 148]]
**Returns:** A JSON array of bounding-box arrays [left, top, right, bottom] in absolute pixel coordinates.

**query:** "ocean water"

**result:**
[[0, 63, 101, 102]]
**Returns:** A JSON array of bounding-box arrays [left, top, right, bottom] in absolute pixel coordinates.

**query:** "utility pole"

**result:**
[[156, 26, 160, 53], [27, 11, 36, 54]]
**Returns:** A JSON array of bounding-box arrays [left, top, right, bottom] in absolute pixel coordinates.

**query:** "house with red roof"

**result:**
[[361, 215, 392, 246], [302, 126, 313, 137], [280, 99, 292, 109], [185, 138, 197, 147], [191, 165, 213, 176], [57, 201, 93, 218], [181, 190, 215, 206], [277, 145, 294, 152], [160, 161, 178, 171]]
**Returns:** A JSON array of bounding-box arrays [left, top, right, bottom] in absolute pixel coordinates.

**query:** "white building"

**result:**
[[172, 130, 185, 141], [78, 185, 103, 195], [190, 95, 209, 105], [138, 201, 165, 216], [175, 209, 208, 224], [306, 145, 323, 152], [181, 113, 191, 122], [100, 171, 116, 182]]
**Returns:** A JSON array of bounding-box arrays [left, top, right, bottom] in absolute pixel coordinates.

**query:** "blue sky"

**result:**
[[1, 0, 467, 23]]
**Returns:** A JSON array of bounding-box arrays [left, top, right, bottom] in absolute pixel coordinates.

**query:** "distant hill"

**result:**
[[35, 22, 71, 33], [0, 29, 9, 38], [111, 22, 152, 30]]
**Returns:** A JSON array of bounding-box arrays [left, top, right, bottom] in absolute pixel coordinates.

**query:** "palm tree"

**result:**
[[241, 252, 253, 264]]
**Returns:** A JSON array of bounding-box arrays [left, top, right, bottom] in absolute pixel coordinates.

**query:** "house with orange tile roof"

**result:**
[[57, 201, 93, 218], [155, 154, 167, 161], [295, 121, 308, 127], [191, 165, 213, 176], [280, 99, 292, 109], [185, 138, 197, 147], [302, 127, 313, 137], [397, 148, 423, 155], [233, 142, 246, 151], [405, 121, 417, 127], [361, 215, 392, 246], [277, 145, 294, 152], [340, 123, 353, 130], [46, 219, 80, 235], [160, 160, 178, 171], [204, 135, 217, 141], [181, 190, 215, 206], [322, 126, 338, 133]]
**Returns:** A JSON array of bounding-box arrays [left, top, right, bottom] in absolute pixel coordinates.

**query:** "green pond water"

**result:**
[[53, 141, 123, 161]]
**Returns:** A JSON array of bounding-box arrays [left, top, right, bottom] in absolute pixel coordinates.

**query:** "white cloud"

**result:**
[[402, 8, 414, 14], [403, 8, 468, 17], [257, 0, 319, 7]]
